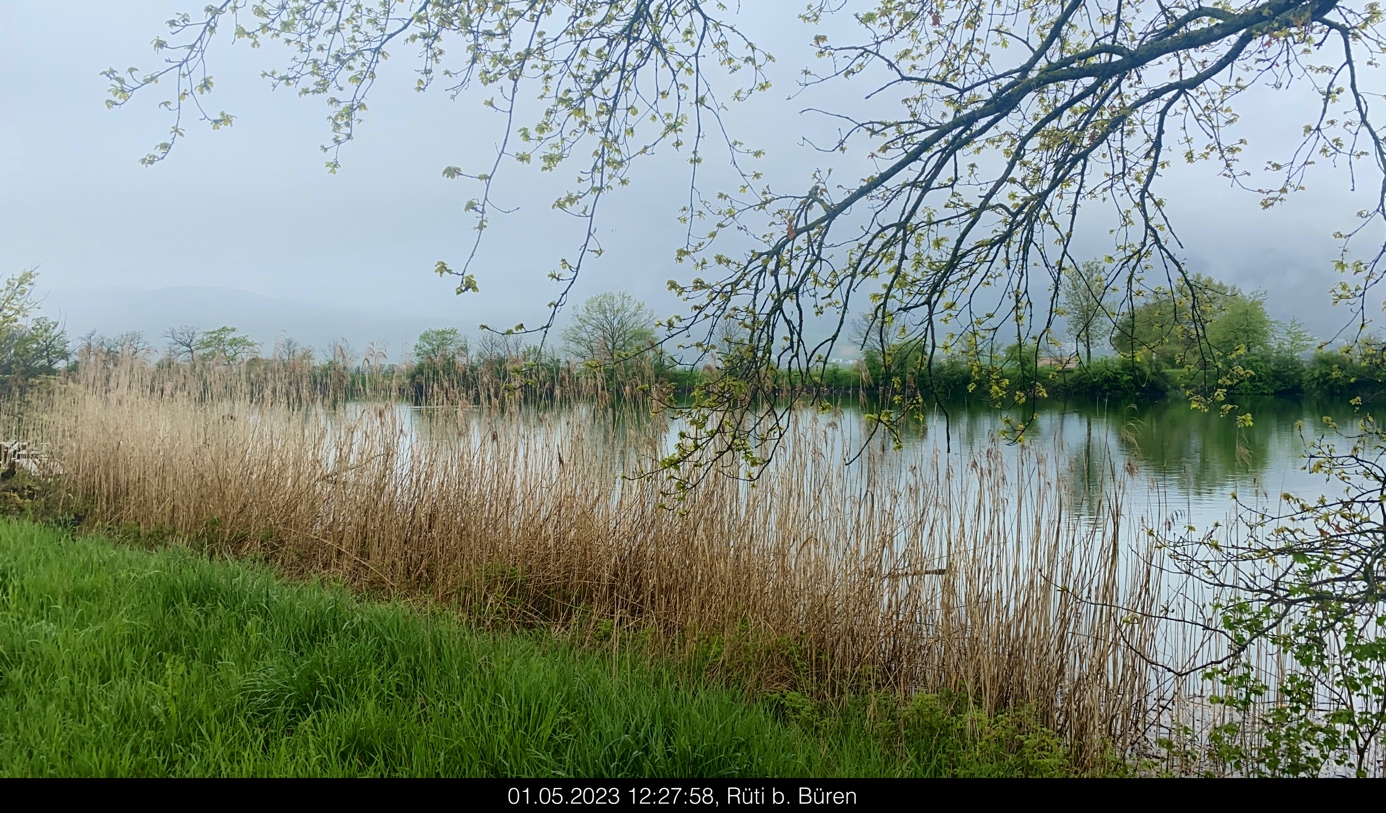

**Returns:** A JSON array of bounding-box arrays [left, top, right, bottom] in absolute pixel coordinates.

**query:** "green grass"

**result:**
[[0, 518, 1095, 777]]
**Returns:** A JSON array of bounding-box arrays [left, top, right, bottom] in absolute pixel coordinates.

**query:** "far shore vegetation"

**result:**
[[5, 268, 1381, 411]]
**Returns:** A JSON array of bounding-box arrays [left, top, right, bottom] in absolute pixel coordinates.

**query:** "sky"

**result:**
[[1, 1, 1383, 361]]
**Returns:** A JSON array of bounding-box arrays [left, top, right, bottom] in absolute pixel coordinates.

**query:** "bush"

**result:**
[[1064, 357, 1171, 399]]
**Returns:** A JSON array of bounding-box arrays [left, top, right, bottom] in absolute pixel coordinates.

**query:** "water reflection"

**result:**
[[343, 395, 1368, 536]]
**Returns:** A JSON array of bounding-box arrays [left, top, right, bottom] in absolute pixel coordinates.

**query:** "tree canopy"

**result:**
[[413, 327, 468, 365], [197, 326, 261, 365], [108, 0, 1386, 461], [0, 269, 70, 380], [1062, 260, 1114, 367], [561, 292, 658, 366]]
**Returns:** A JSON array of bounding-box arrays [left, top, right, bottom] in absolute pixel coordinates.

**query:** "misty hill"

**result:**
[[37, 286, 477, 364]]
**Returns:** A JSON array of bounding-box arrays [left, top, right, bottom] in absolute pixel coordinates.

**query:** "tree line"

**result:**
[[861, 261, 1386, 403], [7, 267, 1386, 404]]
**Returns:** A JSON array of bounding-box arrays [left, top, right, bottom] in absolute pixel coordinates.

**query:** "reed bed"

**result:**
[[11, 518, 1080, 777], [11, 363, 1175, 766]]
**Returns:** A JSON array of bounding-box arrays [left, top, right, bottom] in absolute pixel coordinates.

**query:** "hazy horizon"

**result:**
[[4, 2, 1383, 362]]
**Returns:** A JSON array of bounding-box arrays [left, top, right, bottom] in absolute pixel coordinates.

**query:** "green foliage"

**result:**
[[860, 338, 921, 387], [1206, 292, 1274, 359], [560, 292, 658, 366], [1063, 356, 1171, 399], [1274, 318, 1316, 359], [1164, 423, 1386, 777], [408, 328, 474, 398], [0, 317, 70, 379], [0, 520, 1099, 777], [412, 328, 467, 365], [1062, 260, 1114, 367], [766, 689, 1094, 777], [1225, 352, 1299, 396], [1305, 342, 1386, 399], [0, 269, 38, 339], [1109, 274, 1239, 367], [895, 693, 1087, 777], [196, 326, 260, 365], [0, 270, 69, 381], [1103, 275, 1324, 403]]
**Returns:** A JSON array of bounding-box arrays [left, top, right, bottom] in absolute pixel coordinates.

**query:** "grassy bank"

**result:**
[[0, 519, 1099, 777]]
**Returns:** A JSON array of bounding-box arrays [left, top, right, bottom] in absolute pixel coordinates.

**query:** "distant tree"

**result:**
[[72, 330, 153, 369], [0, 269, 66, 379], [1273, 317, 1317, 358], [561, 292, 657, 366], [0, 316, 69, 378], [0, 269, 38, 345], [413, 328, 467, 365], [16, 318, 70, 375], [164, 324, 202, 363], [1250, 314, 1316, 394], [1062, 261, 1113, 367], [326, 338, 356, 369], [1002, 337, 1046, 376], [196, 326, 259, 365], [710, 317, 754, 372], [74, 331, 103, 370], [108, 331, 154, 362], [1109, 274, 1239, 368], [408, 328, 468, 399], [1206, 290, 1275, 359], [474, 332, 523, 361], [273, 334, 312, 365]]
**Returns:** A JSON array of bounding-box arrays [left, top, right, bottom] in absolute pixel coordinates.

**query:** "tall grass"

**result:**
[[10, 362, 1173, 766], [4, 519, 1099, 777]]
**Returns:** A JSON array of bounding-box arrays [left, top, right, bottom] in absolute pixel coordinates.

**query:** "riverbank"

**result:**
[[0, 518, 1109, 777]]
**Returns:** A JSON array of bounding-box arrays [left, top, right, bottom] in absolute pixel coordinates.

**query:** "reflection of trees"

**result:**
[[411, 397, 1365, 526], [409, 402, 670, 482], [1107, 398, 1309, 496], [1054, 407, 1119, 520]]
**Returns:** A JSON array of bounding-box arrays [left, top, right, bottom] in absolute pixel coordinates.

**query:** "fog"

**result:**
[[2, 1, 1381, 360]]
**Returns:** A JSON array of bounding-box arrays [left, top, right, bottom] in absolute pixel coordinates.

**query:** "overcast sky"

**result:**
[[2, 2, 1382, 359]]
